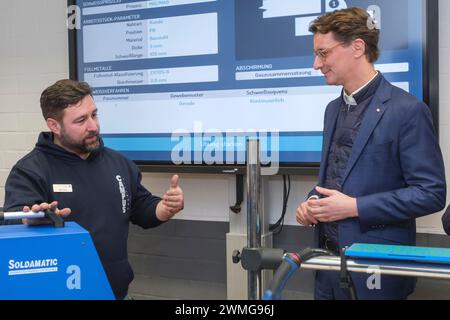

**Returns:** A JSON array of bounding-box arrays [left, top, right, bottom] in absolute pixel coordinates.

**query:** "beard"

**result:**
[[59, 127, 101, 155]]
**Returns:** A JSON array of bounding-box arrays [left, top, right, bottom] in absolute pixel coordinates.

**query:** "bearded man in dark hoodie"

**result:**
[[3, 79, 184, 300]]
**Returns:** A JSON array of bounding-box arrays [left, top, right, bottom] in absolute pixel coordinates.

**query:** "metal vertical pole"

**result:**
[[246, 139, 262, 300]]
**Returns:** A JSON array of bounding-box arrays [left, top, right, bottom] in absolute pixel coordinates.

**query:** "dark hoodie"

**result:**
[[4, 132, 163, 299]]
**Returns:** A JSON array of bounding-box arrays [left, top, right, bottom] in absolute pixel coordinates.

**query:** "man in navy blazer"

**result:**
[[296, 7, 446, 300]]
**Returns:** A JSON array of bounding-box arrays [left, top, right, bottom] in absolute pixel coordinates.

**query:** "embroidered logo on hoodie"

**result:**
[[116, 175, 129, 214]]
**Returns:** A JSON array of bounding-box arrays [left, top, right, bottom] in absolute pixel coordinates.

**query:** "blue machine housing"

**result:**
[[0, 222, 114, 299]]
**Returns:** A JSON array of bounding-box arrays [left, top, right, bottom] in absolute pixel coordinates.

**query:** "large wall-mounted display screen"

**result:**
[[69, 0, 433, 172]]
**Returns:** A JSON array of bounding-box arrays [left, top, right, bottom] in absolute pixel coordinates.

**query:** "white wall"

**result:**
[[0, 1, 69, 205], [0, 0, 449, 234], [419, 0, 450, 233]]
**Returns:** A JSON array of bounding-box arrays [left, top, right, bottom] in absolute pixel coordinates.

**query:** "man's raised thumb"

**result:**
[[170, 174, 179, 188]]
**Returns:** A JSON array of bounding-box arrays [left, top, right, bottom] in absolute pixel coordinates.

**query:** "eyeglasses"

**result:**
[[313, 42, 344, 61]]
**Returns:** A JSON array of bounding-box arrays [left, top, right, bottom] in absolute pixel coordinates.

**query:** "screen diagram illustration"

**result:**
[[259, 0, 348, 36]]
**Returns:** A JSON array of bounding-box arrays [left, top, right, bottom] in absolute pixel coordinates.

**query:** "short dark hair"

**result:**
[[309, 7, 380, 63], [40, 79, 93, 121]]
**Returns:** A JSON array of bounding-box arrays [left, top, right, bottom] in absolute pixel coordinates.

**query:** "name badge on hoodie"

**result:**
[[53, 184, 73, 193]]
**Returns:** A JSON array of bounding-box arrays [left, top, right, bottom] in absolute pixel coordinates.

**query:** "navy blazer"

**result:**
[[312, 75, 446, 298]]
